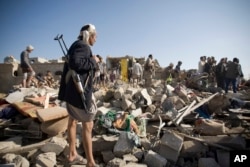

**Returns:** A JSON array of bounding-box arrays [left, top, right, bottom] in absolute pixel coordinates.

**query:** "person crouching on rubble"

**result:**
[[113, 112, 140, 135], [58, 24, 100, 167]]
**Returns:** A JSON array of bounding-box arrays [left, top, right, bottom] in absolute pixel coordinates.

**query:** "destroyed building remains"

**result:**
[[0, 56, 250, 167]]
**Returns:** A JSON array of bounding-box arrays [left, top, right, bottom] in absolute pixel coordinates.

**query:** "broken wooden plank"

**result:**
[[189, 92, 219, 112], [167, 105, 189, 126], [175, 100, 197, 125]]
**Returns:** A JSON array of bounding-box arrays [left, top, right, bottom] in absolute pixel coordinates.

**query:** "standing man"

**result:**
[[94, 55, 101, 89], [198, 56, 206, 73], [132, 60, 143, 87], [215, 58, 225, 89], [174, 61, 182, 80], [174, 61, 182, 73], [58, 24, 99, 166], [224, 58, 240, 93], [143, 54, 154, 87], [98, 56, 107, 89], [20, 45, 35, 88], [236, 58, 244, 91], [163, 63, 174, 84]]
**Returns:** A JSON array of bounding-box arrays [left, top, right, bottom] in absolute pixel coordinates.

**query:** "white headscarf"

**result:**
[[79, 24, 96, 45]]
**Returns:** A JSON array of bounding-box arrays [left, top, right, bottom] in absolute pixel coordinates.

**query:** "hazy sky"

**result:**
[[1, 0, 250, 78]]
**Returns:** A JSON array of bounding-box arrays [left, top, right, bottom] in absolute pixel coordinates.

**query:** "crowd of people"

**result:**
[[19, 43, 246, 95], [197, 55, 244, 93]]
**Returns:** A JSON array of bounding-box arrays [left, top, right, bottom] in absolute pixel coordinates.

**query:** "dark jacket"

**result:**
[[215, 62, 225, 77], [225, 61, 239, 79], [58, 40, 98, 109]]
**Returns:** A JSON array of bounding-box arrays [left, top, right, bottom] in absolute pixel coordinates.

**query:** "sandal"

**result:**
[[68, 154, 87, 165]]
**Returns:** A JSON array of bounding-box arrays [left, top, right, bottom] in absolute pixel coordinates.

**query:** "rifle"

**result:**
[[54, 34, 90, 113]]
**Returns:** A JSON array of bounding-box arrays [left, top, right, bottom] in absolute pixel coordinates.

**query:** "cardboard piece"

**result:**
[[11, 101, 43, 118]]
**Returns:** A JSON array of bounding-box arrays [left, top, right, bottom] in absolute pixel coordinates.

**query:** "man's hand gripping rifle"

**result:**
[[54, 34, 90, 113]]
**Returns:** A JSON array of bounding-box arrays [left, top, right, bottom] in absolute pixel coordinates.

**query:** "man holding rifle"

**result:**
[[58, 24, 99, 166]]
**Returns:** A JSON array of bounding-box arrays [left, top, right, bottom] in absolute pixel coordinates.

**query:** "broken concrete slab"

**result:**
[[181, 140, 208, 157], [194, 118, 226, 135], [158, 131, 183, 162], [40, 116, 69, 136], [101, 150, 115, 164], [92, 135, 118, 153], [1, 153, 29, 167], [40, 136, 67, 155], [5, 91, 25, 104], [216, 149, 230, 167], [0, 137, 22, 152], [35, 152, 57, 167], [198, 157, 220, 167], [202, 135, 247, 150], [113, 132, 135, 158], [36, 106, 68, 122], [107, 157, 126, 167]]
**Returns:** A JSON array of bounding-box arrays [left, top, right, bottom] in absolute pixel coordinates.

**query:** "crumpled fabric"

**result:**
[[0, 106, 18, 119]]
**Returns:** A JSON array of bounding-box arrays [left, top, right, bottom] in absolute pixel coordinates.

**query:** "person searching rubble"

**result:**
[[57, 24, 100, 167], [113, 111, 140, 135], [20, 45, 36, 88]]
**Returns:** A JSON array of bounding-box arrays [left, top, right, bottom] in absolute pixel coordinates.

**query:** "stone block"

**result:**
[[158, 132, 183, 162], [124, 163, 147, 167], [40, 136, 67, 155], [121, 98, 132, 111], [130, 108, 142, 118], [216, 150, 230, 167], [101, 150, 115, 164], [92, 135, 118, 153], [113, 132, 135, 158], [40, 116, 68, 136], [107, 157, 126, 167], [161, 132, 183, 151], [0, 164, 15, 167], [36, 106, 68, 122], [202, 135, 246, 150], [36, 152, 57, 167], [181, 140, 208, 157], [158, 144, 179, 163], [114, 87, 124, 100], [198, 158, 220, 167], [111, 99, 122, 108], [144, 150, 167, 167], [125, 87, 138, 96], [123, 153, 138, 163]]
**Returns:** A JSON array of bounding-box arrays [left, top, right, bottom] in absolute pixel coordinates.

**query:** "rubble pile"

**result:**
[[0, 77, 250, 167]]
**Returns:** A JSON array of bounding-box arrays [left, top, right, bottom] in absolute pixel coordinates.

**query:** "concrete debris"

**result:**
[[1, 75, 250, 167]]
